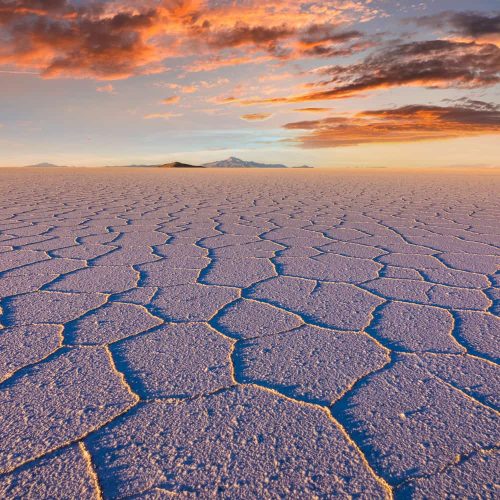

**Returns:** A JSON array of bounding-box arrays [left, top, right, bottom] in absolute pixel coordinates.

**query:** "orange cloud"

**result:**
[[186, 55, 274, 73], [2, 1, 498, 99], [0, 1, 379, 79], [284, 100, 500, 147], [161, 96, 181, 104], [0, 2, 168, 79], [294, 107, 332, 112], [236, 40, 500, 105], [144, 112, 183, 120], [240, 113, 273, 121], [96, 84, 116, 94]]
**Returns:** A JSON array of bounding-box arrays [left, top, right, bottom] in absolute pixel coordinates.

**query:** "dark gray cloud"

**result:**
[[415, 11, 500, 38]]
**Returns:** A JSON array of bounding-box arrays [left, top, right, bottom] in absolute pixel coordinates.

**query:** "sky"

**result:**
[[0, 0, 499, 167]]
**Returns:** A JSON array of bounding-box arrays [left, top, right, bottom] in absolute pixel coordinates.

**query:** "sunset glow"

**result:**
[[1, 1, 499, 167]]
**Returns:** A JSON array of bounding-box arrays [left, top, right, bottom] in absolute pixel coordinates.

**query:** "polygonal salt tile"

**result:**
[[0, 250, 48, 273], [113, 231, 168, 246], [3, 291, 107, 325], [0, 445, 98, 499], [362, 278, 432, 303], [213, 298, 302, 339], [6, 258, 86, 276], [67, 302, 163, 345], [0, 274, 58, 299], [319, 241, 385, 259], [211, 240, 282, 259], [370, 301, 461, 353], [428, 285, 490, 310], [418, 353, 499, 409], [236, 325, 388, 404], [22, 237, 76, 252], [421, 267, 489, 289], [199, 258, 276, 287], [378, 253, 442, 269], [439, 253, 499, 274], [248, 276, 382, 330], [113, 323, 233, 398], [52, 243, 113, 260], [407, 236, 497, 255], [113, 286, 157, 305], [137, 261, 200, 287], [46, 266, 138, 293], [0, 324, 63, 381], [91, 246, 158, 266], [276, 254, 380, 283], [152, 284, 239, 321], [200, 234, 258, 249], [0, 348, 137, 473], [332, 354, 499, 484], [153, 243, 209, 269], [395, 450, 499, 499], [382, 266, 423, 280], [454, 311, 500, 362], [87, 386, 389, 498]]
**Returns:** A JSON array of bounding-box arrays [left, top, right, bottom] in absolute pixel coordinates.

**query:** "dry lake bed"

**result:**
[[0, 167, 498, 498]]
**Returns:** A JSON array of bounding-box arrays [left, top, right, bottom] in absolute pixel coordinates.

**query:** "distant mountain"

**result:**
[[106, 164, 157, 168], [23, 159, 313, 169], [24, 162, 65, 168], [203, 157, 288, 168], [158, 162, 205, 169], [105, 162, 204, 168]]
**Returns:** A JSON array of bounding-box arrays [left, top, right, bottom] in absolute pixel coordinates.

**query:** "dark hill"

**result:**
[[158, 162, 205, 168]]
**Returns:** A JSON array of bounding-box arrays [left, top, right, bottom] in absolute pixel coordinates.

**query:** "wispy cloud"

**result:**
[[96, 84, 116, 94], [294, 108, 332, 113], [413, 11, 500, 44], [284, 100, 500, 147], [238, 40, 500, 104], [241, 113, 273, 121], [144, 112, 183, 120], [161, 96, 180, 104]]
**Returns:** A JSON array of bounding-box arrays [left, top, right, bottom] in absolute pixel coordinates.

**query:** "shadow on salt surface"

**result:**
[[231, 343, 304, 400], [0, 348, 69, 391], [108, 336, 194, 401], [451, 311, 500, 364], [193, 249, 218, 284]]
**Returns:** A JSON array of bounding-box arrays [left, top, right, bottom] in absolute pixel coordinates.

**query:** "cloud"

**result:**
[[154, 78, 229, 94], [294, 107, 331, 113], [96, 84, 115, 94], [155, 82, 198, 93], [0, 1, 167, 79], [241, 40, 500, 104], [258, 73, 293, 82], [414, 11, 500, 42], [240, 113, 273, 121], [295, 23, 371, 58], [284, 100, 500, 148], [161, 95, 180, 104], [196, 20, 371, 60], [186, 54, 274, 73], [204, 23, 295, 52], [0, 1, 379, 79], [144, 112, 183, 120]]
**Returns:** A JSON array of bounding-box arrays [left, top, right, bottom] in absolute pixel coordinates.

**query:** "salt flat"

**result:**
[[0, 167, 498, 498]]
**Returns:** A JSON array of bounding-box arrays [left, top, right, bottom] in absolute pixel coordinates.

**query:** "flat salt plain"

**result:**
[[0, 167, 498, 498]]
